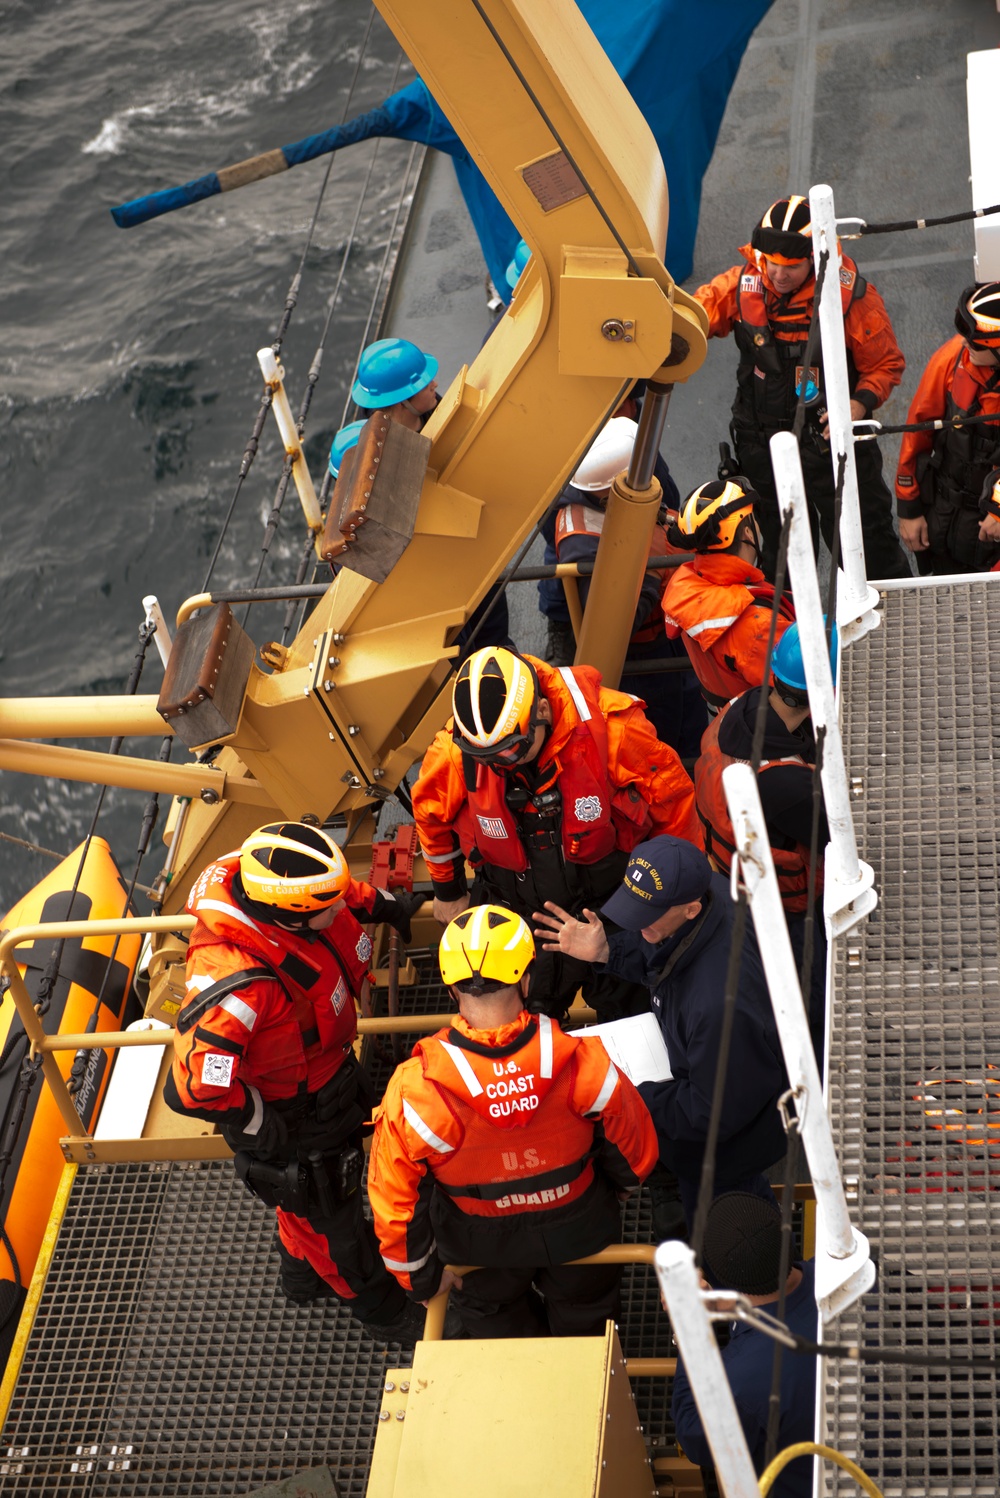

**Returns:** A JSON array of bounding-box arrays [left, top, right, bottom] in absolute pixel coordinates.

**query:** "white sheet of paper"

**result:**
[[579, 1011, 673, 1087]]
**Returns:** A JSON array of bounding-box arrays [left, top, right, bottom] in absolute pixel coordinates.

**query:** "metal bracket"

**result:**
[[813, 1222, 877, 1321], [824, 855, 878, 938]]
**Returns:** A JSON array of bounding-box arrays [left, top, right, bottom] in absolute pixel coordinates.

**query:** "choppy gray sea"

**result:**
[[0, 0, 417, 907]]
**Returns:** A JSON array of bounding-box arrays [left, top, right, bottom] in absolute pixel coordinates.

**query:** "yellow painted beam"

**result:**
[[0, 695, 166, 740], [0, 739, 273, 806]]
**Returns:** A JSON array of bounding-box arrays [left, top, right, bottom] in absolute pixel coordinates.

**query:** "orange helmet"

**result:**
[[452, 648, 541, 765], [239, 822, 349, 913], [751, 196, 813, 266], [670, 479, 758, 554]]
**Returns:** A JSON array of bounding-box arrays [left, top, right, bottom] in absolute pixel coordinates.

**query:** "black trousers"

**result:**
[[734, 427, 912, 583], [432, 1175, 625, 1336], [452, 1260, 622, 1338]]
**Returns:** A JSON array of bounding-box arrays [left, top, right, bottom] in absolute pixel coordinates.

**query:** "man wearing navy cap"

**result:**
[[534, 835, 787, 1224]]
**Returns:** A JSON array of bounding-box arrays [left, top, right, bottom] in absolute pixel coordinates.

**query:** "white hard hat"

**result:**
[[571, 417, 637, 492]]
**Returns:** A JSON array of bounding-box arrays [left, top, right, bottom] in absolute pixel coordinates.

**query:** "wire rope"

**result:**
[[201, 6, 379, 593], [466, 0, 643, 279]]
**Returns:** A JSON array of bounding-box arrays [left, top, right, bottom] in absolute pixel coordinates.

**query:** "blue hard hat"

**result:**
[[505, 239, 531, 290], [772, 621, 838, 693], [328, 420, 367, 479], [351, 338, 438, 410]]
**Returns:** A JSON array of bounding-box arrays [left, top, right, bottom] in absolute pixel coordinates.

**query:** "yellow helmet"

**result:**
[[239, 822, 349, 913], [673, 479, 757, 553], [452, 647, 540, 764], [438, 905, 535, 990]]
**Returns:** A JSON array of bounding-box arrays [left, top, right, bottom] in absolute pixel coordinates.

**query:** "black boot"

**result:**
[[544, 619, 576, 667]]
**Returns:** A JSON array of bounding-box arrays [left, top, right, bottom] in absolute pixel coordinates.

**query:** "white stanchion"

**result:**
[[654, 1242, 762, 1497], [770, 430, 877, 939], [722, 762, 875, 1321], [142, 595, 172, 669], [808, 184, 880, 644]]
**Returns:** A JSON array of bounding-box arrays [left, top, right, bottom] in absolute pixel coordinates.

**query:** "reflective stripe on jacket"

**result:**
[[167, 856, 370, 1122], [367, 1010, 659, 1293], [413, 654, 701, 894], [693, 701, 818, 912], [662, 554, 794, 708]]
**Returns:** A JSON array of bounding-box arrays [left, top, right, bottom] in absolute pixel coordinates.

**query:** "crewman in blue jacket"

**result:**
[[671, 1191, 817, 1497], [534, 835, 787, 1222]]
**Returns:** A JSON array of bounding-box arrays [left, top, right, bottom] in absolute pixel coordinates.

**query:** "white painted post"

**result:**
[[722, 762, 876, 1321], [654, 1242, 762, 1497], [968, 51, 1000, 281], [142, 595, 172, 669], [257, 348, 324, 543], [808, 184, 880, 642], [770, 430, 878, 938]]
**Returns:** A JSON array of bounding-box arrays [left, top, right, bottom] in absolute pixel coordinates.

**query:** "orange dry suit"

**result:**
[[693, 697, 821, 913], [367, 1010, 659, 1299], [166, 854, 374, 1123], [413, 654, 702, 909], [164, 856, 405, 1315], [695, 246, 903, 432], [895, 335, 1000, 570], [662, 553, 795, 709]]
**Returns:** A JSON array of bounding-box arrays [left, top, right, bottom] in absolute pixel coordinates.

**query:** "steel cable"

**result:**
[[201, 6, 380, 593], [243, 48, 411, 624], [848, 202, 1000, 238]]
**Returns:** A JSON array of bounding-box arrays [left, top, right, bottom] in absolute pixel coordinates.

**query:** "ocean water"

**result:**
[[0, 0, 418, 907]]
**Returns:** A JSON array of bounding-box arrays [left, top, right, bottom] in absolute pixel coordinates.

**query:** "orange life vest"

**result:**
[[693, 701, 819, 913], [736, 254, 862, 347], [412, 1015, 598, 1218], [732, 253, 866, 430], [183, 856, 369, 1092], [454, 667, 650, 871]]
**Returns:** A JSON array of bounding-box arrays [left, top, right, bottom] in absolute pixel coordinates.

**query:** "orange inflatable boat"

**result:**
[[0, 837, 141, 1365]]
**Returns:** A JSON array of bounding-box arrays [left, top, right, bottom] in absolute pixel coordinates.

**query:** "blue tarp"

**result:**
[[349, 0, 773, 292], [113, 0, 773, 285]]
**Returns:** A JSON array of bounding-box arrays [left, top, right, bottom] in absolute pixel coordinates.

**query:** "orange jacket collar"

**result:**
[[691, 551, 765, 586]]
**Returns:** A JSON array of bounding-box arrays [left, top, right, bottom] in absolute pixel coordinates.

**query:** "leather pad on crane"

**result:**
[[320, 413, 431, 584], [156, 601, 255, 748]]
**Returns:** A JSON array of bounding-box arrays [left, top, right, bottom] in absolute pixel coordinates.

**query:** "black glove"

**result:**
[[366, 887, 426, 943], [385, 889, 426, 943], [222, 1093, 289, 1161]]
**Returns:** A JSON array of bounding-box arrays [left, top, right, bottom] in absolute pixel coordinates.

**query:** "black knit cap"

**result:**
[[702, 1191, 783, 1295]]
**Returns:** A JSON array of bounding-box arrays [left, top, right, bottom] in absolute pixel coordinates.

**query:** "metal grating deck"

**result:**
[[1, 951, 686, 1496], [824, 580, 1000, 1497]]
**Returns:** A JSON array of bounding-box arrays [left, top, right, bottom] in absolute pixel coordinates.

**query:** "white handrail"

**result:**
[[721, 762, 875, 1321], [770, 430, 878, 939], [808, 183, 880, 643], [654, 1241, 761, 1497]]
